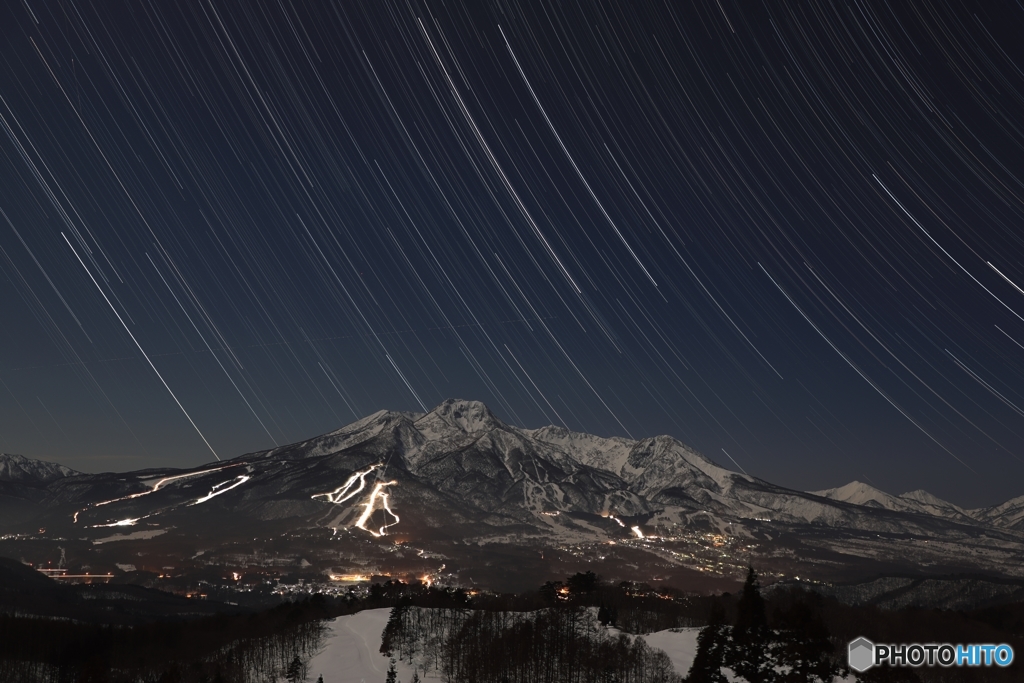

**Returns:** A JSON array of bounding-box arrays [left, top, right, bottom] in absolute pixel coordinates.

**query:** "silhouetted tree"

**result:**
[[567, 571, 599, 595], [285, 654, 303, 683], [686, 602, 728, 683], [727, 567, 774, 682], [381, 605, 403, 657], [733, 568, 767, 634], [540, 580, 564, 604], [772, 595, 840, 682]]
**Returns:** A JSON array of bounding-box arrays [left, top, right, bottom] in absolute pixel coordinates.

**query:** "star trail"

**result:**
[[2, 1, 1024, 507]]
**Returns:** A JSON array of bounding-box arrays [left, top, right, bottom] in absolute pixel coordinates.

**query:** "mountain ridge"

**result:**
[[7, 399, 1023, 529], [3, 399, 1024, 591], [0, 453, 80, 484]]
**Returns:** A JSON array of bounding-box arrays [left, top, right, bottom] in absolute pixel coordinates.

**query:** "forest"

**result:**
[[376, 569, 1024, 683], [0, 598, 332, 683], [381, 601, 680, 683], [3, 566, 1024, 682]]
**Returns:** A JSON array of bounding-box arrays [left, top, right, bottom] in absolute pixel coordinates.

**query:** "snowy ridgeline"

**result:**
[[306, 607, 699, 683]]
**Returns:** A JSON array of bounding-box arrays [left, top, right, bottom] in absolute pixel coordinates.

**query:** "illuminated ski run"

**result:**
[[602, 513, 627, 528], [354, 480, 399, 537], [311, 464, 380, 505], [188, 475, 251, 506], [89, 514, 154, 528], [94, 518, 139, 528], [311, 464, 400, 537], [74, 462, 245, 522]]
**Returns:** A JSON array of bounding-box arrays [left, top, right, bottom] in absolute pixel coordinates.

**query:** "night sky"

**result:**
[[2, 1, 1023, 508]]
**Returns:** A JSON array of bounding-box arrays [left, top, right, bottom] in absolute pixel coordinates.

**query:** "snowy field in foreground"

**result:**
[[306, 609, 854, 683], [638, 627, 700, 677], [307, 608, 428, 683], [308, 610, 701, 683]]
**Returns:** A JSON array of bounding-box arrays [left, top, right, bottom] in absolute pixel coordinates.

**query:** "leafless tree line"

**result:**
[[382, 604, 681, 683]]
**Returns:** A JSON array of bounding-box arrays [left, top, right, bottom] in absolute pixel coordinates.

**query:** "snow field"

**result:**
[[307, 609, 856, 682]]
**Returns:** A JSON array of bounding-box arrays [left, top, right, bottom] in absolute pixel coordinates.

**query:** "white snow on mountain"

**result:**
[[526, 424, 635, 474], [236, 399, 1024, 536], [811, 481, 921, 512], [415, 398, 502, 437], [8, 398, 1024, 567], [969, 494, 1024, 531], [810, 480, 1024, 530], [0, 453, 79, 484], [240, 398, 1022, 536], [898, 489, 972, 521]]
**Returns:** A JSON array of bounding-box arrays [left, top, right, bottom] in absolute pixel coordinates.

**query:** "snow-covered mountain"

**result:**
[[221, 399, 1007, 535], [967, 494, 1024, 531], [811, 480, 1023, 530], [0, 453, 79, 484], [3, 399, 1024, 590], [812, 481, 916, 511]]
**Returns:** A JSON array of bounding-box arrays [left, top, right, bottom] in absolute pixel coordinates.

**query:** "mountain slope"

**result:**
[[970, 495, 1024, 531], [2, 399, 1023, 591], [0, 453, 79, 484], [4, 400, 1019, 538]]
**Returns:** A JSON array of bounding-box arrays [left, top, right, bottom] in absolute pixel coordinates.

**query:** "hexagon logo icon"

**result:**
[[849, 637, 875, 672]]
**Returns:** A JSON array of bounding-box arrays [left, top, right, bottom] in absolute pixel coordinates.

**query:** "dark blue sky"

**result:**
[[2, 0, 1023, 508]]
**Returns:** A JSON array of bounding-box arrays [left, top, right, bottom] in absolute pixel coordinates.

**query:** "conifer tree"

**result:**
[[686, 602, 728, 683], [385, 657, 398, 683], [772, 595, 840, 682], [567, 570, 599, 595], [285, 654, 303, 683], [381, 605, 405, 657], [727, 567, 774, 683]]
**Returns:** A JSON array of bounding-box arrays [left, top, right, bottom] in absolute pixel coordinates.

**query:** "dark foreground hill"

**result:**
[[0, 556, 247, 624]]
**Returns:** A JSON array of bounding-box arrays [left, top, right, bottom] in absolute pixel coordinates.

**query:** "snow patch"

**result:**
[[0, 453, 80, 483], [308, 608, 440, 682], [92, 529, 166, 544]]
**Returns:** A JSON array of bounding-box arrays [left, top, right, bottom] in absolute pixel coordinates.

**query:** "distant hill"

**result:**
[[0, 453, 79, 484], [0, 556, 246, 624]]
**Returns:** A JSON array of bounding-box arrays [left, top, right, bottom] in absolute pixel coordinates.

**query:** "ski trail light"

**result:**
[[312, 465, 401, 537]]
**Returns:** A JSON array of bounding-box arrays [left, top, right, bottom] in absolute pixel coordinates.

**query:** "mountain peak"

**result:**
[[416, 399, 504, 435], [810, 481, 977, 522], [0, 453, 80, 484], [899, 489, 952, 507], [811, 481, 896, 506]]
